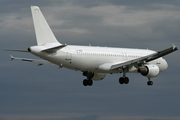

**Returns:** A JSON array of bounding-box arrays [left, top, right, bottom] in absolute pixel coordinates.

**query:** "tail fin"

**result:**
[[31, 6, 61, 46]]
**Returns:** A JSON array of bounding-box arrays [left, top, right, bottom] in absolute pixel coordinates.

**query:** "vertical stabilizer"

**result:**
[[31, 6, 61, 46]]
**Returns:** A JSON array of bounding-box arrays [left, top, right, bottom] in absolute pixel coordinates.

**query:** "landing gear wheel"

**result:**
[[119, 77, 124, 84], [83, 79, 93, 86], [83, 79, 88, 86], [119, 77, 129, 84], [88, 80, 93, 86], [147, 81, 153, 86], [124, 77, 129, 84]]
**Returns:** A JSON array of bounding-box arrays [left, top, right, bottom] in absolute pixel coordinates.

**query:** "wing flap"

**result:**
[[110, 54, 153, 70]]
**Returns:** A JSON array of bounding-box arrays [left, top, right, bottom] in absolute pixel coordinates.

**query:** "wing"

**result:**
[[111, 44, 178, 70], [10, 55, 55, 66]]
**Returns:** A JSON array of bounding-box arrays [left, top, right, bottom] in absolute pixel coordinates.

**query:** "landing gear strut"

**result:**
[[119, 68, 129, 84]]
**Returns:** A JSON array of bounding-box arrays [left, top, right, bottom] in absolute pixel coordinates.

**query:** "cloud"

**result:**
[[144, 118, 170, 120], [1, 1, 180, 120], [65, 115, 99, 120], [145, 119, 160, 120]]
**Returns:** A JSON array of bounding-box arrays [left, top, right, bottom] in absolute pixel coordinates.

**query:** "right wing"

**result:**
[[111, 44, 178, 70], [10, 55, 55, 66]]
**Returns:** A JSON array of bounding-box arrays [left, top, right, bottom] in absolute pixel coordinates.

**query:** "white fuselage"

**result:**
[[8, 6, 176, 86], [30, 45, 168, 74]]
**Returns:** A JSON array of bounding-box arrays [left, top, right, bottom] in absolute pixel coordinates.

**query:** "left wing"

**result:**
[[111, 44, 178, 70], [10, 55, 54, 66]]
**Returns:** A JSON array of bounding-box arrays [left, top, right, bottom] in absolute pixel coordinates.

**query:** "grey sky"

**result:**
[[0, 0, 180, 120]]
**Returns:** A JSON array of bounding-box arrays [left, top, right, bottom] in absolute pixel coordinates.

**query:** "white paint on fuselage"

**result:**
[[30, 45, 168, 74]]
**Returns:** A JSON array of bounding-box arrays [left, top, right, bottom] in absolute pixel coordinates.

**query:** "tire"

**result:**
[[124, 77, 129, 84], [147, 81, 153, 86], [83, 79, 88, 86], [88, 80, 93, 86], [119, 77, 124, 84]]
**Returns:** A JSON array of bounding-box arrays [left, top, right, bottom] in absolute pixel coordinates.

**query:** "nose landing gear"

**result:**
[[147, 78, 153, 86]]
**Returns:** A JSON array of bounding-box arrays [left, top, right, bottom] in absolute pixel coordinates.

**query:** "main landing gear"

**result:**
[[83, 79, 93, 86], [82, 71, 93, 86], [119, 77, 153, 86], [119, 77, 129, 84], [82, 71, 154, 86], [119, 68, 129, 85]]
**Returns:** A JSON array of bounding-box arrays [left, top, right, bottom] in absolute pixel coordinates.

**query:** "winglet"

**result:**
[[172, 44, 178, 50], [10, 55, 14, 61]]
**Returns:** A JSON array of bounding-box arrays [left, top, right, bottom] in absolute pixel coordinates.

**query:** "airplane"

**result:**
[[6, 6, 178, 86]]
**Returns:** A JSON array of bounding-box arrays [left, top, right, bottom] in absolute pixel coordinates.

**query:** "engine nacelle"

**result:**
[[138, 64, 160, 78], [83, 72, 106, 81], [92, 73, 106, 81]]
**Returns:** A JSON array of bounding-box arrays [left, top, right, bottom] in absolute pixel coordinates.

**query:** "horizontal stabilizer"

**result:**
[[10, 55, 54, 66], [4, 49, 29, 52], [41, 44, 67, 53]]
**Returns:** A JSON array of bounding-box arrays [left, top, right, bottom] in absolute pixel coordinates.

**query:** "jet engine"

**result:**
[[92, 73, 106, 81], [83, 72, 106, 81], [138, 64, 160, 78]]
